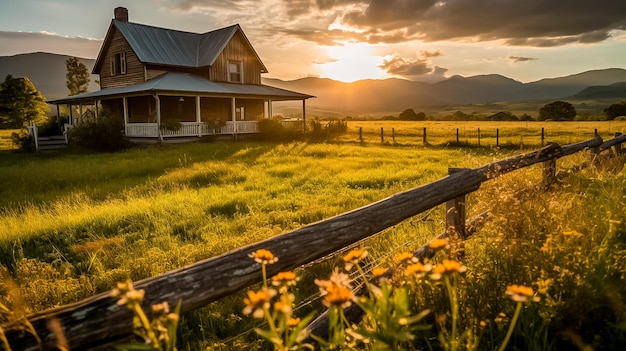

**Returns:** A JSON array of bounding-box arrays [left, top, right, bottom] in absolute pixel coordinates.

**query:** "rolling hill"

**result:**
[[1, 52, 625, 116]]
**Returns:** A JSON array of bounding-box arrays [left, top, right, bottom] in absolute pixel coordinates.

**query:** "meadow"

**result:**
[[0, 120, 625, 350]]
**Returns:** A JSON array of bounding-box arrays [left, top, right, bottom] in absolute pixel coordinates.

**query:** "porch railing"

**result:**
[[125, 121, 259, 138]]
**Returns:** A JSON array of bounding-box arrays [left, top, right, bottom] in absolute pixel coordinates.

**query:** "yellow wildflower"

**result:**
[[287, 317, 301, 328], [396, 251, 416, 264], [243, 288, 276, 319], [505, 284, 540, 302], [343, 248, 368, 270], [429, 238, 448, 250], [404, 262, 432, 277], [371, 267, 388, 278], [271, 271, 298, 287], [430, 259, 467, 280], [249, 249, 278, 264], [322, 284, 354, 308]]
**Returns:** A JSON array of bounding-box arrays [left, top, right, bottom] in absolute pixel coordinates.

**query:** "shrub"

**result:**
[[68, 110, 130, 152], [10, 129, 35, 152]]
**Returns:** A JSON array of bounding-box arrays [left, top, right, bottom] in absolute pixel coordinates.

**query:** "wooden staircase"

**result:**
[[37, 135, 67, 152]]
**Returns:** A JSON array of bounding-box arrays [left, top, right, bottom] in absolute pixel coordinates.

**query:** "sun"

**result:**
[[316, 43, 388, 82]]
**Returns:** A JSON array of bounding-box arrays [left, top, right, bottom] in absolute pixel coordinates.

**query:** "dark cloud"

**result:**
[[379, 51, 447, 80], [286, 0, 626, 47], [508, 56, 538, 63]]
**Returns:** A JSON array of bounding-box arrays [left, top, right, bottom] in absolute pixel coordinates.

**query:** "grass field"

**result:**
[[1, 121, 625, 350]]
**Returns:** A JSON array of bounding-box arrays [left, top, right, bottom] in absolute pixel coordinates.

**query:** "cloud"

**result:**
[[508, 56, 538, 63], [284, 0, 626, 47], [0, 31, 102, 58], [379, 51, 447, 81]]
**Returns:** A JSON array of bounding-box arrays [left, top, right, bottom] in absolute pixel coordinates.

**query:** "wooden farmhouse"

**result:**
[[51, 7, 313, 141]]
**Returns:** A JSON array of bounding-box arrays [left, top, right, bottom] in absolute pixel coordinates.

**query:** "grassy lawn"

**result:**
[[0, 121, 625, 350]]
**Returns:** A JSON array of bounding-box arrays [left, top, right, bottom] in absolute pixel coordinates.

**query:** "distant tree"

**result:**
[[538, 101, 576, 121], [603, 101, 626, 120], [519, 113, 534, 121], [398, 108, 418, 120], [0, 74, 48, 129], [66, 57, 90, 96]]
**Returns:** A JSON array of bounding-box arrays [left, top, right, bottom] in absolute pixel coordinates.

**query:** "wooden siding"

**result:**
[[200, 97, 231, 122], [146, 64, 210, 81], [208, 31, 263, 84], [98, 28, 145, 89], [238, 99, 264, 120]]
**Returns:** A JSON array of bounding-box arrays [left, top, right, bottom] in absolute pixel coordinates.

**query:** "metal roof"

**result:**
[[93, 21, 268, 72], [49, 72, 314, 104]]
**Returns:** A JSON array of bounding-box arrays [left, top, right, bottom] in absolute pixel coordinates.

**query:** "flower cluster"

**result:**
[[505, 284, 540, 302], [111, 279, 145, 308], [315, 268, 354, 308], [430, 259, 467, 280], [249, 248, 279, 264]]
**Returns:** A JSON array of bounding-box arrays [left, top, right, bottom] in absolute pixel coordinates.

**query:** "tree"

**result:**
[[603, 101, 626, 120], [66, 57, 90, 96], [538, 101, 576, 121], [398, 108, 426, 121], [0, 75, 48, 129]]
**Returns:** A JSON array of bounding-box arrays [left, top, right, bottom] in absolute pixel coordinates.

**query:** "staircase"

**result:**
[[37, 135, 67, 152]]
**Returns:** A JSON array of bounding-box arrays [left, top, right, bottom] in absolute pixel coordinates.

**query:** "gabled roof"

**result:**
[[49, 72, 314, 104], [93, 21, 268, 73]]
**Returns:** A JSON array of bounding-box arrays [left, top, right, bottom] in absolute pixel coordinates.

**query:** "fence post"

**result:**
[[542, 158, 557, 188], [477, 128, 481, 147], [359, 127, 363, 144], [423, 127, 427, 145], [446, 168, 467, 239], [381, 127, 384, 144], [496, 128, 499, 147], [541, 128, 545, 146], [456, 128, 459, 143], [392, 128, 395, 143], [615, 132, 623, 155]]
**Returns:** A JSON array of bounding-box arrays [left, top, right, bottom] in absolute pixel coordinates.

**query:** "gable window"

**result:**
[[110, 52, 127, 75], [228, 61, 243, 83]]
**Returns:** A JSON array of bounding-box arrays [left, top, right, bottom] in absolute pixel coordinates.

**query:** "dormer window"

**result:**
[[228, 61, 243, 83], [110, 52, 127, 75]]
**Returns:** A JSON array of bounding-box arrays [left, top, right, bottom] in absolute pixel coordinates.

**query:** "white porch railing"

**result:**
[[125, 121, 259, 138]]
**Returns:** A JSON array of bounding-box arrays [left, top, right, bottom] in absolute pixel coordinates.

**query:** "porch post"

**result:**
[[122, 97, 129, 125], [302, 99, 306, 133], [155, 94, 162, 140], [79, 104, 83, 124], [268, 99, 273, 119], [69, 104, 73, 125], [231, 97, 237, 141], [196, 96, 201, 137]]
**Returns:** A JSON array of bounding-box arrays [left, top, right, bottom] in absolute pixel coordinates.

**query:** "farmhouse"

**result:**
[[50, 7, 313, 141]]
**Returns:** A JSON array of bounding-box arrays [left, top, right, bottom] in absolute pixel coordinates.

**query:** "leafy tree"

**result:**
[[0, 74, 48, 129], [398, 109, 426, 121], [538, 101, 576, 121], [603, 101, 626, 120], [66, 57, 90, 96]]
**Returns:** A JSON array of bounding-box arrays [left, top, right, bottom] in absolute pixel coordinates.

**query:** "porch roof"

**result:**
[[50, 72, 315, 104]]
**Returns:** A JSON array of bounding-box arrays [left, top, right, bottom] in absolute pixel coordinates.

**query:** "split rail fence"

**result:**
[[3, 133, 626, 350]]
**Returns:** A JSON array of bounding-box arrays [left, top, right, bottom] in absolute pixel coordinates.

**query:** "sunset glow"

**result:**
[[317, 43, 387, 82]]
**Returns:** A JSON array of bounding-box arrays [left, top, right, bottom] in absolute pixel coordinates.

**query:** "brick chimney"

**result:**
[[114, 7, 128, 22]]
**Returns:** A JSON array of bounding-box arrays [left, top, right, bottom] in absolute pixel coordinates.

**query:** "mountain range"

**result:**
[[1, 52, 625, 116]]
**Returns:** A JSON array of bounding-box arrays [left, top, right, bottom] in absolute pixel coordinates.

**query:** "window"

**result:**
[[110, 52, 127, 75], [228, 61, 242, 83]]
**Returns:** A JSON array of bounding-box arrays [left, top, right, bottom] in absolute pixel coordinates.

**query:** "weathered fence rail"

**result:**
[[3, 134, 624, 350]]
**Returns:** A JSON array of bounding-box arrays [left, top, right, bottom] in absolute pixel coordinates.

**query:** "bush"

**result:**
[[68, 111, 130, 152], [257, 118, 303, 142], [11, 129, 35, 152]]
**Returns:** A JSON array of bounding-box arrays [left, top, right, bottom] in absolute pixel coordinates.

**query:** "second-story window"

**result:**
[[110, 52, 127, 75], [228, 61, 242, 83]]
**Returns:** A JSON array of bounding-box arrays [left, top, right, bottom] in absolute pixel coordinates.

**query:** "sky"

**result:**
[[0, 0, 625, 83]]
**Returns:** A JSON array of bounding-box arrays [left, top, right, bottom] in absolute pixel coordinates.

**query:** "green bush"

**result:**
[[68, 111, 130, 152]]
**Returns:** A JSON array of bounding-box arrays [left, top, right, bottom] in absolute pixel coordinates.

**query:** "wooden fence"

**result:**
[[3, 133, 626, 350]]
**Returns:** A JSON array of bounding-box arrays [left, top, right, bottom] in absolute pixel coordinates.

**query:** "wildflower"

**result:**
[[316, 268, 354, 308], [271, 271, 298, 287], [430, 259, 467, 280], [249, 249, 278, 264], [396, 251, 416, 264], [505, 284, 540, 302], [274, 301, 293, 315], [287, 317, 301, 328], [404, 262, 432, 277], [243, 288, 276, 319], [343, 248, 368, 270], [151, 301, 170, 316], [371, 267, 388, 278], [429, 238, 448, 250], [111, 280, 145, 307]]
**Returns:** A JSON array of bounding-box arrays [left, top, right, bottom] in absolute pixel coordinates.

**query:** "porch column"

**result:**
[[196, 96, 201, 137], [79, 104, 83, 124], [122, 97, 129, 125], [231, 97, 237, 140], [302, 99, 306, 133], [69, 104, 73, 125], [155, 94, 162, 140]]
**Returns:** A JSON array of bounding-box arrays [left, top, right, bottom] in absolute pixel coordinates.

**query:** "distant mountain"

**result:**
[[1, 52, 625, 115], [0, 52, 98, 99]]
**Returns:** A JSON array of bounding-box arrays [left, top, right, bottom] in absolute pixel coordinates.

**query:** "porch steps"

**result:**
[[37, 135, 67, 152]]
